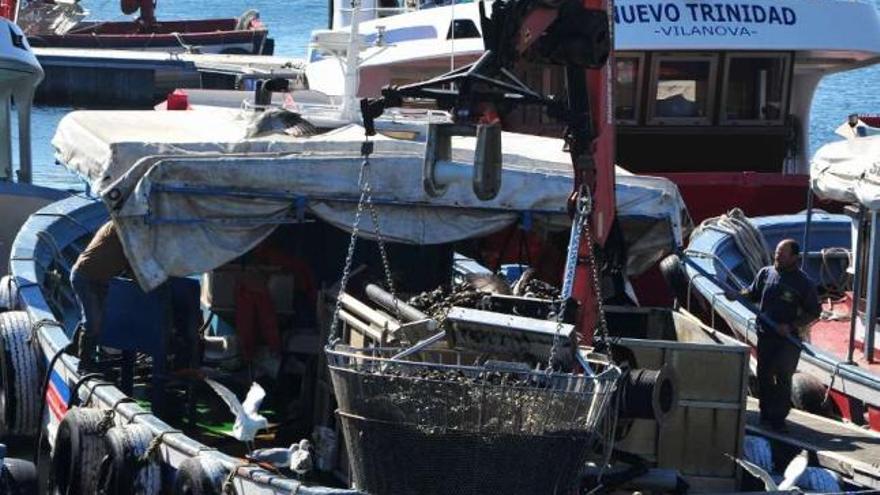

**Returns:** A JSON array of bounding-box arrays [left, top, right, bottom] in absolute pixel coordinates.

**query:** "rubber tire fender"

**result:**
[[172, 457, 226, 495], [0, 276, 18, 311], [1, 457, 38, 495], [791, 372, 836, 417], [51, 407, 110, 495], [0, 311, 40, 437], [658, 254, 689, 304], [98, 424, 161, 495]]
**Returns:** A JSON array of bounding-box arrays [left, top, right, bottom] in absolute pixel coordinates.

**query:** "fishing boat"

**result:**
[[4, 0, 272, 55], [3, 117, 712, 492], [307, 0, 880, 224], [673, 130, 880, 431]]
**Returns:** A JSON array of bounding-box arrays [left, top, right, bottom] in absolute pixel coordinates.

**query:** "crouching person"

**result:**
[[70, 220, 131, 372]]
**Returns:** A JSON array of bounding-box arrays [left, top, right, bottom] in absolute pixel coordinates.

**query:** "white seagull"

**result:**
[[730, 451, 808, 492], [205, 379, 268, 448], [248, 439, 313, 477]]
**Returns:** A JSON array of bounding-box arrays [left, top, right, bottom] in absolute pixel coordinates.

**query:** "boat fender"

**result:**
[[618, 366, 677, 423], [51, 407, 110, 495], [742, 435, 773, 472], [97, 424, 161, 495], [235, 9, 260, 32], [0, 276, 18, 311], [172, 456, 226, 495], [791, 372, 836, 417], [658, 254, 690, 305], [797, 467, 840, 492], [0, 311, 40, 437], [1, 456, 39, 495]]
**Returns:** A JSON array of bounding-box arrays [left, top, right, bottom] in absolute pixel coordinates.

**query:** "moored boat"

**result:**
[[308, 0, 880, 224], [6, 0, 272, 55], [675, 131, 880, 431]]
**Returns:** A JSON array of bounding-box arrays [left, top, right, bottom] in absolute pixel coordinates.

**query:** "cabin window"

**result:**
[[721, 53, 790, 125], [648, 54, 717, 125], [446, 19, 481, 39], [615, 54, 643, 125]]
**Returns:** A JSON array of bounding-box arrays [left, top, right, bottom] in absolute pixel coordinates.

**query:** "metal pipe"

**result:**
[[847, 206, 866, 363], [365, 284, 428, 322], [865, 210, 880, 362], [801, 185, 814, 269]]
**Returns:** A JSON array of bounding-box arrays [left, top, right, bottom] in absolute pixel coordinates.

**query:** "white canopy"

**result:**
[[811, 134, 880, 209], [53, 110, 691, 291]]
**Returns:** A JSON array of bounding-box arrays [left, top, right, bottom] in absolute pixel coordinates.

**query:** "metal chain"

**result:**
[[363, 167, 401, 321], [581, 192, 610, 345], [328, 148, 372, 345]]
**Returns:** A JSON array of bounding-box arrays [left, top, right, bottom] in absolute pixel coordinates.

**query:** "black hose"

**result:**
[[34, 343, 73, 466], [618, 367, 676, 422]]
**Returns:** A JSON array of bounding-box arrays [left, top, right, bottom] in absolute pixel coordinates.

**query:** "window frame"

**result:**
[[647, 52, 719, 126], [720, 51, 792, 126], [614, 52, 645, 126]]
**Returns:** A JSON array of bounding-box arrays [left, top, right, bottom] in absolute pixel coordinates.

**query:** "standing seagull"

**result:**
[[205, 379, 268, 451]]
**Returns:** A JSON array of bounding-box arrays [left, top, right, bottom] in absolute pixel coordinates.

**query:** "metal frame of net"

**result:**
[[326, 345, 621, 495]]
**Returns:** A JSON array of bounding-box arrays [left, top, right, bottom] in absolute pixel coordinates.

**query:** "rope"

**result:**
[[222, 462, 252, 495], [818, 247, 851, 296], [692, 208, 770, 278], [137, 429, 182, 466]]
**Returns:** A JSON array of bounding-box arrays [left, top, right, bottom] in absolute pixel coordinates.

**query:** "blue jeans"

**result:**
[[70, 268, 108, 342]]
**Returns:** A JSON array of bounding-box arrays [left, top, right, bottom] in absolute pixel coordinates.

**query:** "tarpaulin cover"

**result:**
[[54, 111, 691, 291], [811, 134, 880, 208]]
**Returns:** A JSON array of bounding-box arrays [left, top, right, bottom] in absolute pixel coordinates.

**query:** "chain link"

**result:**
[[363, 172, 401, 321], [328, 160, 370, 345], [581, 192, 610, 345], [328, 136, 399, 343]]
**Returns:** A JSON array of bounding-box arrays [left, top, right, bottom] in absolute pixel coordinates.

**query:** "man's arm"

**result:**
[[726, 267, 766, 301], [741, 267, 767, 302]]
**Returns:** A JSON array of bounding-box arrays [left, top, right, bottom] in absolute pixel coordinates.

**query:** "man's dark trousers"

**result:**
[[757, 335, 801, 426]]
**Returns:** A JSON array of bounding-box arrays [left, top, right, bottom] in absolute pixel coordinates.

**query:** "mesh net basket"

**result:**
[[326, 345, 621, 495]]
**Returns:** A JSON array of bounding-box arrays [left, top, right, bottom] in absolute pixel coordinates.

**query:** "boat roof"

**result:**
[[52, 109, 691, 290]]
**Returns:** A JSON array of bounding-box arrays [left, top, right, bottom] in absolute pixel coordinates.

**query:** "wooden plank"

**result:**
[[746, 397, 880, 489]]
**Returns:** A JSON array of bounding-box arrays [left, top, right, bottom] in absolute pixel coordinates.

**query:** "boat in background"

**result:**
[[0, 16, 69, 279], [3, 0, 272, 55], [674, 129, 880, 432], [309, 0, 880, 225]]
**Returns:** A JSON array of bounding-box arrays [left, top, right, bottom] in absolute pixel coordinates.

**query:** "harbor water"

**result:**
[[15, 0, 880, 191]]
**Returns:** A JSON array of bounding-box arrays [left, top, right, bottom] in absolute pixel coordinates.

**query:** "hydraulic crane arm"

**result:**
[[361, 0, 616, 345]]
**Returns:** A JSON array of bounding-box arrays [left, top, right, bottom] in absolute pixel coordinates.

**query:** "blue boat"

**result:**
[[675, 208, 880, 431]]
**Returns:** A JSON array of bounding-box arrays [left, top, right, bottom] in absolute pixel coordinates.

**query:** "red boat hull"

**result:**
[[26, 18, 271, 54]]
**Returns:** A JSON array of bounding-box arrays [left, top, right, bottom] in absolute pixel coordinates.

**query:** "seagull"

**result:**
[[247, 439, 313, 477], [204, 379, 268, 449], [729, 451, 808, 491]]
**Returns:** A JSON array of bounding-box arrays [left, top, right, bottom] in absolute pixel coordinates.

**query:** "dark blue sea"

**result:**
[[19, 0, 880, 189]]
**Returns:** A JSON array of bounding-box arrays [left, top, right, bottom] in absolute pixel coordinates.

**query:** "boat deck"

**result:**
[[746, 397, 880, 489], [811, 295, 880, 374]]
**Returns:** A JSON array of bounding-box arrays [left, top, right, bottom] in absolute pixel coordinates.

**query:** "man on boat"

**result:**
[[726, 238, 821, 431], [70, 220, 131, 372]]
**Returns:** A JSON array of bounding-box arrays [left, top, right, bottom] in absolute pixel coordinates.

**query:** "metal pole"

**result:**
[[801, 185, 814, 269], [865, 210, 880, 362], [847, 207, 866, 363]]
